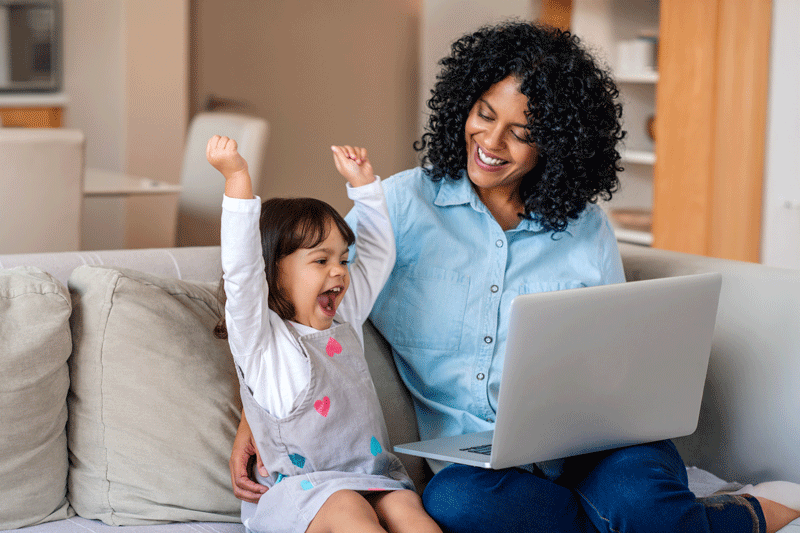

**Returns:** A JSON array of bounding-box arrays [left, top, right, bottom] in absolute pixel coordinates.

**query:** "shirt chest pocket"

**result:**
[[517, 280, 587, 296], [377, 267, 470, 351]]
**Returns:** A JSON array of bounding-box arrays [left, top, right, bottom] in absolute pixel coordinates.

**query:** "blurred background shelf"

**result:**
[[615, 71, 659, 84], [621, 149, 656, 166]]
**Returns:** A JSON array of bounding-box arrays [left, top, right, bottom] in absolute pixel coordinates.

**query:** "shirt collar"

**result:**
[[433, 170, 558, 235], [432, 170, 474, 208]]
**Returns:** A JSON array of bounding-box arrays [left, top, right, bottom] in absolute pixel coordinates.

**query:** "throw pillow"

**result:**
[[67, 266, 242, 525], [0, 267, 72, 529]]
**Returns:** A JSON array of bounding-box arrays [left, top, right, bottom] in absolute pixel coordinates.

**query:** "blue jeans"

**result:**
[[422, 440, 765, 533]]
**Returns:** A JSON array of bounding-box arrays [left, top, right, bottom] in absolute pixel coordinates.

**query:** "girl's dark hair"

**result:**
[[260, 197, 355, 319], [214, 197, 355, 339], [416, 20, 624, 233]]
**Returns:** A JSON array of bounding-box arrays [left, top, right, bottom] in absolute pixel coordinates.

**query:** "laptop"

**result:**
[[394, 272, 722, 470]]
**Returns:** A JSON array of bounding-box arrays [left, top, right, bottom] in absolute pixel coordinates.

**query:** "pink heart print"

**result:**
[[314, 396, 330, 417], [326, 337, 342, 357]]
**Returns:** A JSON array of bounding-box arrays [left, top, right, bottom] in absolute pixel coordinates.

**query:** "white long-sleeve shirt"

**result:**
[[220, 179, 395, 418]]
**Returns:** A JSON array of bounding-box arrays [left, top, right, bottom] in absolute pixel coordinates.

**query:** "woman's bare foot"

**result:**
[[730, 481, 800, 532], [757, 497, 800, 533]]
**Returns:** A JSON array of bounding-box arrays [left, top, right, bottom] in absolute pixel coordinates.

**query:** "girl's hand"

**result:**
[[207, 135, 253, 199], [207, 135, 248, 178], [331, 145, 376, 188]]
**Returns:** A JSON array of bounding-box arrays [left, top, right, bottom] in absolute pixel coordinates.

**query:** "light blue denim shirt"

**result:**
[[347, 167, 625, 476]]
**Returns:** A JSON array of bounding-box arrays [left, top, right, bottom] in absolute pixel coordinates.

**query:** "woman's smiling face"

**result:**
[[464, 75, 539, 200]]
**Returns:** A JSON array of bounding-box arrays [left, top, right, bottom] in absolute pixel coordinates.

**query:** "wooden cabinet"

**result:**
[[652, 0, 771, 262], [0, 93, 68, 127], [572, 0, 772, 262], [0, 106, 62, 127]]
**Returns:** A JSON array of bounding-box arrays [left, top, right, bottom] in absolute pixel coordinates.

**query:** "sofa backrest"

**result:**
[[2, 244, 798, 487], [0, 246, 223, 287]]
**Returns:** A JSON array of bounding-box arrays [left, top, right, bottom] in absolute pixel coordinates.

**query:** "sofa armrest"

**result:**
[[619, 243, 800, 484]]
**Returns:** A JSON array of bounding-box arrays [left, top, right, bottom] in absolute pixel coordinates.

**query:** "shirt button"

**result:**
[[476, 373, 485, 380], [484, 336, 493, 344], [496, 240, 504, 248], [490, 285, 499, 293]]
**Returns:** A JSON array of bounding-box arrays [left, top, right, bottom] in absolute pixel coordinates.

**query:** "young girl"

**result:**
[[207, 135, 442, 533]]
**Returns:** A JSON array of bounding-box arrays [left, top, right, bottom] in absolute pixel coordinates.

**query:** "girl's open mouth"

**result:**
[[317, 287, 342, 317]]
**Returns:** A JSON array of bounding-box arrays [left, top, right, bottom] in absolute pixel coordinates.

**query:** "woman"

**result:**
[[230, 21, 800, 533]]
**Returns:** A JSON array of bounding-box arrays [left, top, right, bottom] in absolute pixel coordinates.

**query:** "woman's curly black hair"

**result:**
[[416, 21, 624, 233]]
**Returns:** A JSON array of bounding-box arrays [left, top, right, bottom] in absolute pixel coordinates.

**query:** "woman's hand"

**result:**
[[331, 145, 376, 188], [230, 410, 268, 503]]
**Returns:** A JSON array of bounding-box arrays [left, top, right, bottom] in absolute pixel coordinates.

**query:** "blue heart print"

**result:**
[[289, 453, 306, 468], [370, 436, 382, 456], [301, 479, 314, 491]]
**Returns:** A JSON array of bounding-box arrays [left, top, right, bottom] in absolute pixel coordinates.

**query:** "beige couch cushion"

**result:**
[[0, 267, 72, 529], [67, 266, 242, 525]]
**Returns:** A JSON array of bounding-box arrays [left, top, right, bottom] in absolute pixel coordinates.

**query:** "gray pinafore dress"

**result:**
[[237, 319, 414, 533]]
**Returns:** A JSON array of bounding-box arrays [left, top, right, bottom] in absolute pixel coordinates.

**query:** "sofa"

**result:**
[[1, 244, 798, 532]]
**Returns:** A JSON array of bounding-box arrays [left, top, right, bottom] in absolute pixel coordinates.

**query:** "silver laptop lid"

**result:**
[[488, 272, 721, 469]]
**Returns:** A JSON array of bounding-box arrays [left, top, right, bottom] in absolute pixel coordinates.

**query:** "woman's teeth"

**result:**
[[478, 146, 507, 166]]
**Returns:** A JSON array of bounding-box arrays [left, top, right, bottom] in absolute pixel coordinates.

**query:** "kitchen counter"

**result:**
[[0, 92, 69, 107]]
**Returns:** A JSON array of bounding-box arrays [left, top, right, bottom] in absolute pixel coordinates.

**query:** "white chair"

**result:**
[[0, 128, 85, 253], [176, 112, 269, 247]]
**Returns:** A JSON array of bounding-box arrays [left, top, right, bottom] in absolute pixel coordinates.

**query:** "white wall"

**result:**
[[192, 0, 420, 216], [121, 0, 188, 248], [63, 0, 187, 180], [62, 0, 127, 172], [62, 0, 188, 249], [760, 0, 800, 269]]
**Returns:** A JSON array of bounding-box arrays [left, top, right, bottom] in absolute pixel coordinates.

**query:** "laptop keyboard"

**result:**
[[460, 443, 492, 455]]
